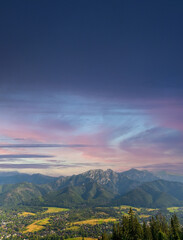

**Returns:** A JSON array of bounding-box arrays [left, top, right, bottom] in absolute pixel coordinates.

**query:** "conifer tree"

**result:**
[[127, 208, 142, 240], [150, 216, 160, 240], [158, 231, 168, 240], [142, 221, 152, 240], [120, 215, 129, 240], [108, 211, 183, 240], [170, 214, 181, 240], [112, 223, 121, 240], [102, 232, 108, 240], [158, 214, 169, 235]]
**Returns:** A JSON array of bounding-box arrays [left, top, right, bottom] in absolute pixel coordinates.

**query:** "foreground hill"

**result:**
[[0, 182, 51, 206]]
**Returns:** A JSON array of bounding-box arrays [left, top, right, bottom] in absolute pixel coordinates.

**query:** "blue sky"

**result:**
[[0, 0, 183, 175]]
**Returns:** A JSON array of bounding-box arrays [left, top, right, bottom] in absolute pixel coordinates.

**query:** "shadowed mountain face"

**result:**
[[154, 171, 183, 183], [0, 182, 52, 206], [44, 179, 115, 208], [121, 168, 158, 182], [115, 180, 183, 208], [0, 169, 183, 208], [52, 169, 142, 195]]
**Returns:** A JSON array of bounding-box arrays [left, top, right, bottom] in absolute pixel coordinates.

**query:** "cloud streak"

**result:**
[[0, 144, 99, 148], [0, 161, 108, 169], [0, 163, 55, 169], [0, 154, 54, 158], [120, 127, 183, 158], [0, 93, 183, 175]]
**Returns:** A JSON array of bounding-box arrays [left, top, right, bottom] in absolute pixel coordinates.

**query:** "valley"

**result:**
[[0, 205, 183, 239], [0, 169, 183, 239]]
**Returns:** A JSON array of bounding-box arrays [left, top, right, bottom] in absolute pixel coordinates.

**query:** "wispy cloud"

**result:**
[[0, 144, 99, 148], [0, 163, 54, 169], [0, 154, 54, 158], [0, 162, 107, 169], [120, 127, 183, 158], [0, 93, 183, 175]]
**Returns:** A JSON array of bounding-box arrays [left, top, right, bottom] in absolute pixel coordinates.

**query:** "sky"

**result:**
[[0, 0, 183, 176]]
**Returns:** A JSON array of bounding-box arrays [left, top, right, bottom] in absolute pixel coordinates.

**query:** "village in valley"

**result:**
[[0, 205, 183, 239]]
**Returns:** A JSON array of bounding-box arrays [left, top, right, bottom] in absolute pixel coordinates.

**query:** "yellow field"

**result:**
[[73, 218, 116, 225], [167, 207, 180, 213], [119, 205, 141, 211], [67, 238, 97, 240], [146, 208, 159, 212], [19, 212, 35, 217], [23, 217, 50, 233], [139, 215, 151, 218], [43, 207, 69, 213], [66, 226, 79, 231]]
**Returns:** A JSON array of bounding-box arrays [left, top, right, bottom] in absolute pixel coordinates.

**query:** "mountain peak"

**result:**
[[121, 168, 158, 182], [83, 169, 104, 176]]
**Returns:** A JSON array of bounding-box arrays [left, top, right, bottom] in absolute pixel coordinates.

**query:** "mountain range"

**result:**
[[0, 169, 183, 208]]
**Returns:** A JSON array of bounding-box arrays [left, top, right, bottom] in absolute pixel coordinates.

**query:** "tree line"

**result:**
[[101, 208, 183, 240]]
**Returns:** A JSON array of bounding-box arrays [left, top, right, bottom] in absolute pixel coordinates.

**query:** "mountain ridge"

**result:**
[[0, 168, 183, 208]]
